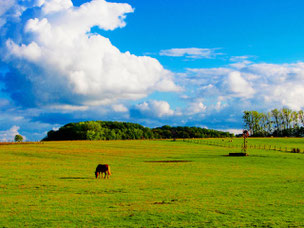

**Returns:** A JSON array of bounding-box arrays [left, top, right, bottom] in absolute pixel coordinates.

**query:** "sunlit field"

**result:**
[[0, 139, 303, 227]]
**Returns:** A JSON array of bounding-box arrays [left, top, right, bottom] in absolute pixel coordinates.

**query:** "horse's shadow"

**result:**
[[59, 177, 94, 180]]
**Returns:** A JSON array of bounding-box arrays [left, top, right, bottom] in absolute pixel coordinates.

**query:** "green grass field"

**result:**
[[0, 139, 303, 227]]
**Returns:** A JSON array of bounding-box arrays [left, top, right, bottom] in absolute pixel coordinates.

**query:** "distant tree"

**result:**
[[43, 120, 233, 141], [271, 108, 281, 135], [14, 134, 23, 142], [243, 111, 262, 135], [282, 108, 292, 130], [264, 112, 273, 135], [291, 111, 299, 129], [242, 108, 304, 137], [86, 130, 96, 140], [259, 112, 269, 136], [298, 110, 304, 126]]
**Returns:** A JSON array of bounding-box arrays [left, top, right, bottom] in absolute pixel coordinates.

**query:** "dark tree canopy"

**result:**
[[14, 134, 23, 142], [42, 121, 232, 141]]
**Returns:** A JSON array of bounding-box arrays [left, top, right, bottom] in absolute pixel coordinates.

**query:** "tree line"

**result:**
[[42, 121, 232, 141], [243, 108, 304, 137]]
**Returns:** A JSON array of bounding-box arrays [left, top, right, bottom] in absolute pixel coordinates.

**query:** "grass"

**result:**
[[0, 139, 303, 227]]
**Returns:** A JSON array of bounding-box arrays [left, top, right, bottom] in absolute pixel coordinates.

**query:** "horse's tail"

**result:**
[[107, 165, 111, 176]]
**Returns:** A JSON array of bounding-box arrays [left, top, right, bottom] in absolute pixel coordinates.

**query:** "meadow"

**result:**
[[0, 138, 303, 227]]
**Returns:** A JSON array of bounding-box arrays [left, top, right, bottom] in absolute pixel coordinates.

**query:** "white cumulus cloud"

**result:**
[[184, 61, 304, 111], [134, 100, 175, 118], [112, 104, 128, 112], [1, 0, 179, 108], [227, 71, 255, 98], [186, 100, 206, 115]]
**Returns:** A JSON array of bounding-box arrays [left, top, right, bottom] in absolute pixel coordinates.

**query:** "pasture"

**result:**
[[0, 139, 303, 227]]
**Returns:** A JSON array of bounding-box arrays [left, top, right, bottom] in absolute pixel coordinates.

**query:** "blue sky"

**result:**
[[1, 0, 304, 141]]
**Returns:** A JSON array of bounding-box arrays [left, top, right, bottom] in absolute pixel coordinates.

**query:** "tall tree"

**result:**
[[298, 110, 304, 126], [281, 108, 292, 135], [291, 111, 299, 129], [243, 111, 254, 135], [265, 112, 273, 135], [271, 109, 281, 135]]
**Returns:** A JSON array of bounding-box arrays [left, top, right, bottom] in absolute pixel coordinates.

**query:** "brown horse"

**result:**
[[95, 164, 111, 179]]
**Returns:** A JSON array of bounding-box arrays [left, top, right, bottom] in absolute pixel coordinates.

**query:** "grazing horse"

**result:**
[[95, 164, 111, 179]]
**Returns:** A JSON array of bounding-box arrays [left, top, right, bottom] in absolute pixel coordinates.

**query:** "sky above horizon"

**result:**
[[1, 0, 304, 141]]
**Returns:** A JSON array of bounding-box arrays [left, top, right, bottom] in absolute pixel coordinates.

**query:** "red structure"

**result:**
[[229, 129, 249, 156]]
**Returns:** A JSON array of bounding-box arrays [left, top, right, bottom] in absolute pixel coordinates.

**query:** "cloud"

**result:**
[[112, 104, 128, 112], [131, 100, 175, 118], [0, 0, 22, 28], [229, 55, 253, 62], [229, 56, 253, 69], [159, 48, 221, 59], [184, 61, 304, 111], [0, 0, 46, 28], [0, 125, 24, 142], [41, 0, 73, 14], [227, 71, 255, 98], [0, 0, 179, 109], [185, 100, 206, 115]]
